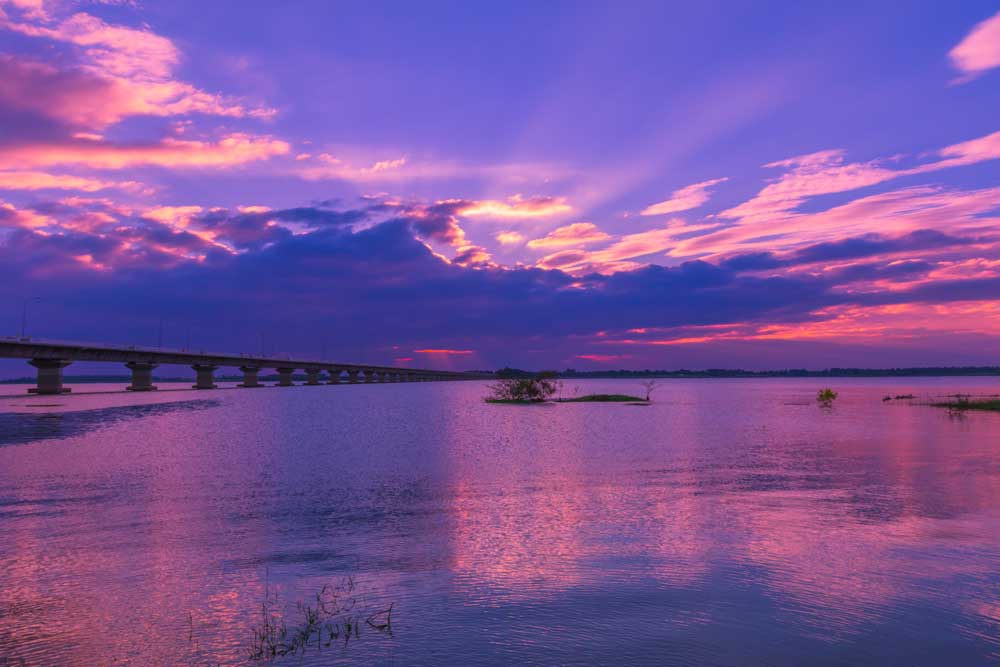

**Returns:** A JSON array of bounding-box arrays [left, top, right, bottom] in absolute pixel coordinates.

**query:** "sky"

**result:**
[[1, 0, 1000, 373]]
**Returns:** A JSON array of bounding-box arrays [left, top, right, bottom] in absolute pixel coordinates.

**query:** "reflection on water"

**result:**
[[0, 378, 997, 666], [0, 400, 220, 446]]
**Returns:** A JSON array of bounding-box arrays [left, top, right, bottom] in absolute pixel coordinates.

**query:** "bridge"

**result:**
[[0, 337, 491, 394]]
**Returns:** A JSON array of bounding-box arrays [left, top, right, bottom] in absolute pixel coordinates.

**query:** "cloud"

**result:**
[[721, 229, 979, 271], [671, 130, 1000, 261], [0, 169, 143, 192], [0, 9, 272, 128], [932, 129, 1000, 168], [452, 244, 493, 267], [948, 10, 1000, 82], [0, 133, 290, 169], [297, 154, 573, 186], [537, 227, 678, 274], [495, 230, 524, 245], [718, 150, 896, 223], [575, 354, 631, 362], [526, 222, 610, 249], [456, 195, 571, 219], [2, 196, 999, 368], [677, 184, 1000, 260], [640, 177, 728, 216], [716, 129, 1000, 234]]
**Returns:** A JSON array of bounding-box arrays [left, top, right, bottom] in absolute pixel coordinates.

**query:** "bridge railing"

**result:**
[[0, 336, 493, 395]]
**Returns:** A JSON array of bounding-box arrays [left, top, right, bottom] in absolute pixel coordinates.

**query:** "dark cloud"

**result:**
[[0, 200, 996, 368], [722, 229, 976, 271]]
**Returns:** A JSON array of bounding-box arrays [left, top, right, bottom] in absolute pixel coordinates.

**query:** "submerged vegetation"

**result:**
[[930, 396, 1000, 413], [247, 577, 393, 661], [562, 394, 644, 402], [817, 388, 838, 407]]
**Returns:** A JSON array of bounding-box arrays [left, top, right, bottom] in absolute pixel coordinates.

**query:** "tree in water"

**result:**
[[486, 371, 559, 402], [639, 380, 659, 401]]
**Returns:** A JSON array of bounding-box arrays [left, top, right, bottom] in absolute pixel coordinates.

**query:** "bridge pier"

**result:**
[[192, 364, 218, 390], [347, 369, 360, 384], [125, 362, 158, 391], [276, 367, 295, 387], [305, 369, 321, 385], [239, 366, 262, 387], [363, 369, 376, 383], [28, 359, 72, 394], [327, 369, 342, 384]]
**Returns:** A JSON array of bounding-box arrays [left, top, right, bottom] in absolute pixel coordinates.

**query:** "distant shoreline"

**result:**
[[490, 367, 1000, 380], [3, 367, 1000, 384]]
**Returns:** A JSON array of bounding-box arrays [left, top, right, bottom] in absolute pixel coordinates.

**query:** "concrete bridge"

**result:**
[[0, 337, 491, 394]]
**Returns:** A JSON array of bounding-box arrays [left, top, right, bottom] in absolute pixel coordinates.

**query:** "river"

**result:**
[[0, 378, 997, 665]]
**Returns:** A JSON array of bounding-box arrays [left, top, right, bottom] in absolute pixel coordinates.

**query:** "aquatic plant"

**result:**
[[817, 388, 838, 407], [931, 397, 1000, 412], [562, 394, 645, 402], [247, 576, 393, 661]]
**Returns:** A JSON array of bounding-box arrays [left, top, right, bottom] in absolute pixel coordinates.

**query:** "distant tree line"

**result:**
[[483, 366, 1000, 379]]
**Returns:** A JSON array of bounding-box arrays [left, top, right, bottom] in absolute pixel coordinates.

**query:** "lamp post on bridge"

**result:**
[[19, 296, 41, 340]]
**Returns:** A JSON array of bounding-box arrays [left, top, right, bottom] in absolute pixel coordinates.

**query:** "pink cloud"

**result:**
[[298, 155, 572, 186], [495, 230, 525, 245], [0, 133, 290, 169], [526, 222, 610, 249], [948, 10, 1000, 82], [537, 227, 677, 274], [932, 129, 1000, 168], [457, 194, 571, 219], [594, 299, 1000, 350], [575, 354, 631, 362], [719, 150, 896, 223], [452, 244, 493, 267], [674, 130, 1000, 260], [0, 170, 143, 192], [676, 185, 1000, 258], [414, 348, 474, 355], [0, 10, 273, 128], [1, 9, 180, 79], [640, 177, 728, 216], [0, 200, 50, 229]]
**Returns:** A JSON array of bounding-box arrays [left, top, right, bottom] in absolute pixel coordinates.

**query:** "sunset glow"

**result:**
[[1, 1, 999, 370]]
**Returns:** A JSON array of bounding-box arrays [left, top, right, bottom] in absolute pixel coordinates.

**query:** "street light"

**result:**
[[20, 297, 41, 339]]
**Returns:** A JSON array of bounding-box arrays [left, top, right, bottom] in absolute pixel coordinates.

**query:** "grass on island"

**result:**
[[560, 394, 647, 402], [484, 394, 648, 404], [930, 398, 1000, 412]]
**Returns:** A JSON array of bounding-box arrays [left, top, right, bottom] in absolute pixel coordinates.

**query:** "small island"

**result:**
[[485, 375, 655, 404], [931, 397, 1000, 412]]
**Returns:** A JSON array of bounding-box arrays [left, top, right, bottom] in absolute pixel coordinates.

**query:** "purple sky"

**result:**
[[2, 0, 1000, 372]]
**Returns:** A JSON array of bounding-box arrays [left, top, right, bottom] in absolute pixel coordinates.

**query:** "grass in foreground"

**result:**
[[248, 577, 393, 661], [931, 399, 1000, 412]]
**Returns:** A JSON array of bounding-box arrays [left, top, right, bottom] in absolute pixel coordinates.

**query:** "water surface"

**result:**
[[0, 378, 998, 665]]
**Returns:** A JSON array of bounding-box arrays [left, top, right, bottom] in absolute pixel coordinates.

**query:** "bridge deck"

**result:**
[[0, 337, 490, 394]]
